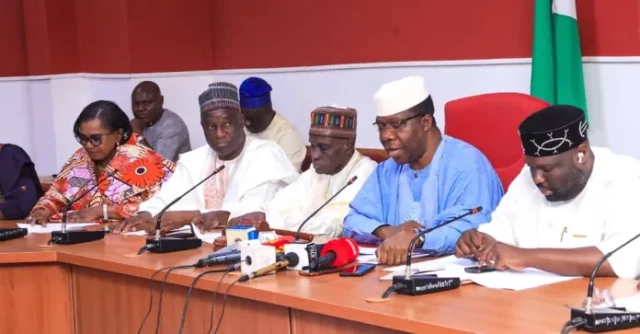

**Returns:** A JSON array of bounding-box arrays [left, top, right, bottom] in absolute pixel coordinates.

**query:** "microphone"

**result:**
[[390, 206, 483, 297], [49, 169, 119, 245], [294, 176, 357, 241], [0, 185, 27, 202], [143, 165, 225, 254], [194, 249, 241, 267], [308, 237, 359, 271], [568, 232, 640, 332], [239, 252, 300, 282]]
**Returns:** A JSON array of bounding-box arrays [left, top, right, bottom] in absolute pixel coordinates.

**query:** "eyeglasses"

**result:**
[[75, 131, 115, 146], [373, 114, 426, 133]]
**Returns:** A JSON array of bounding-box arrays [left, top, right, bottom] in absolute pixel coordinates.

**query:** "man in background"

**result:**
[[231, 106, 377, 239], [131, 81, 191, 162], [239, 77, 306, 170]]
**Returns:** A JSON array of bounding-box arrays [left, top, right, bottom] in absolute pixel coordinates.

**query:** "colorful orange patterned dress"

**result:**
[[32, 141, 175, 222]]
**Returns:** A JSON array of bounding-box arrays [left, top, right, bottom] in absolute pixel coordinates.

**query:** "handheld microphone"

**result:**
[[390, 206, 483, 297], [308, 237, 359, 271], [568, 232, 640, 332], [144, 165, 225, 254], [239, 252, 300, 282], [49, 169, 119, 245], [294, 176, 357, 241], [194, 249, 241, 267]]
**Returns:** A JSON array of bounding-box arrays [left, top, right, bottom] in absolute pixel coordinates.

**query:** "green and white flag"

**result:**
[[531, 0, 588, 121]]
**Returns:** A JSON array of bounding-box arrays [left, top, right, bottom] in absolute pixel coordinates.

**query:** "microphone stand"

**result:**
[[386, 207, 483, 297], [142, 165, 225, 254], [294, 176, 357, 241], [48, 169, 119, 245], [568, 232, 640, 332]]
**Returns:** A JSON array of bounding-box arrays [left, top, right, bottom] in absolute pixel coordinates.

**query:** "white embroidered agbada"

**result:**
[[138, 136, 299, 218], [264, 151, 376, 238], [479, 147, 640, 279]]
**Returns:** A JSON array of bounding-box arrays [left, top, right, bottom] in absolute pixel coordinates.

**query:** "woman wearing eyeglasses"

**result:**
[[26, 100, 176, 226]]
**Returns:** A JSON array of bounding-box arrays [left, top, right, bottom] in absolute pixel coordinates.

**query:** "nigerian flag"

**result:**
[[531, 0, 588, 122]]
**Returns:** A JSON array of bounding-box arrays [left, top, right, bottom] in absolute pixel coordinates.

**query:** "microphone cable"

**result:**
[[206, 266, 236, 334], [212, 277, 241, 334], [177, 264, 237, 334], [136, 265, 193, 334], [145, 264, 196, 334], [560, 317, 587, 334]]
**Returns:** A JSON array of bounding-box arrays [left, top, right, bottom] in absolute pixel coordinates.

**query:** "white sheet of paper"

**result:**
[[384, 255, 476, 272], [124, 224, 221, 244], [467, 268, 579, 291], [359, 247, 378, 255], [17, 223, 98, 234]]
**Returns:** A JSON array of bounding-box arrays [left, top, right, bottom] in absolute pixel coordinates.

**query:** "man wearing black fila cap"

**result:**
[[455, 105, 640, 278]]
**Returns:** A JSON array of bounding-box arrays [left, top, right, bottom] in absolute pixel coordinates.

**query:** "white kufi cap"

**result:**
[[373, 76, 430, 117]]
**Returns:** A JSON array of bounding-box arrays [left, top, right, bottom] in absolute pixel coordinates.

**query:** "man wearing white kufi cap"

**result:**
[[343, 76, 504, 265]]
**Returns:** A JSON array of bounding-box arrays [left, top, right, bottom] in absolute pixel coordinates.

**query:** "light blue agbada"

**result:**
[[343, 135, 504, 255]]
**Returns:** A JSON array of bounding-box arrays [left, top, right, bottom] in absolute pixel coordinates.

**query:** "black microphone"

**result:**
[[294, 175, 358, 241], [0, 185, 28, 202], [568, 232, 640, 332], [194, 249, 241, 267], [388, 206, 483, 297], [49, 169, 119, 245], [142, 165, 225, 254]]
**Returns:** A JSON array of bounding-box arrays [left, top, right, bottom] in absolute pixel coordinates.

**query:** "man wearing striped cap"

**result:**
[[118, 82, 299, 234], [231, 106, 377, 239]]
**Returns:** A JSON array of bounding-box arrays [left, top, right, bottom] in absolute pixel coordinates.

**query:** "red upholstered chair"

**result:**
[[444, 93, 549, 190]]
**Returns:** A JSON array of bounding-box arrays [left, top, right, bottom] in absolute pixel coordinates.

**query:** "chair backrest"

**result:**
[[300, 147, 388, 172], [444, 92, 549, 190]]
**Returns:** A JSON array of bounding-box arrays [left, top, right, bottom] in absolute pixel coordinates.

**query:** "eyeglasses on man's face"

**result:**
[[373, 113, 426, 133]]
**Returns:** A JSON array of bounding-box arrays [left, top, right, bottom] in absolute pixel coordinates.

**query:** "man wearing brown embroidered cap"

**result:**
[[231, 106, 377, 238], [456, 105, 640, 279]]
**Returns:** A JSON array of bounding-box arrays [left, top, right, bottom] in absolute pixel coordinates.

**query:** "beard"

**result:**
[[545, 168, 589, 202]]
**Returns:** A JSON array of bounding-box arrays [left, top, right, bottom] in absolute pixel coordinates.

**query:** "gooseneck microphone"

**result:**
[[49, 169, 119, 245], [403, 206, 483, 279], [294, 175, 357, 241], [386, 206, 483, 297], [142, 165, 225, 254], [567, 232, 640, 332]]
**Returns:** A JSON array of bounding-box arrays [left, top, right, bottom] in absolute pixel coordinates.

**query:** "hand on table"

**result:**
[[227, 212, 266, 228], [376, 230, 421, 266], [114, 212, 155, 234], [25, 209, 51, 226], [193, 211, 230, 234], [454, 229, 497, 259], [67, 207, 102, 223], [478, 242, 528, 271]]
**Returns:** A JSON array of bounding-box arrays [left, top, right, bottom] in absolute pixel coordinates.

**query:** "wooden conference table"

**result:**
[[1, 221, 639, 334]]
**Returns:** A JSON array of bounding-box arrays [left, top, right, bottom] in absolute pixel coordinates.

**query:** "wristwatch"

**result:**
[[413, 228, 425, 247]]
